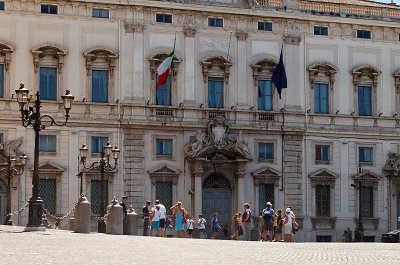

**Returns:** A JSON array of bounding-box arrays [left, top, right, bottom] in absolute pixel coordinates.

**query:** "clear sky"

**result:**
[[374, 0, 399, 3]]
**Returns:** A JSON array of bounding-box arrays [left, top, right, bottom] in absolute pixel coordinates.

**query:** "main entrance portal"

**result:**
[[202, 174, 232, 238]]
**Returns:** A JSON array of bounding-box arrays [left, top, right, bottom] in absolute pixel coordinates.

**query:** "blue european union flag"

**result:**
[[271, 48, 287, 99]]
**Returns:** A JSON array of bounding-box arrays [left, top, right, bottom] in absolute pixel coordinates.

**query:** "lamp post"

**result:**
[[0, 154, 27, 225], [79, 142, 119, 233], [15, 83, 74, 231]]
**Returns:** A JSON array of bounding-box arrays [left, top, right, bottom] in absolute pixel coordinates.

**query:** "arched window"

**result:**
[[201, 56, 232, 109], [307, 62, 338, 114], [31, 44, 67, 101], [149, 53, 181, 106], [0, 41, 14, 98], [351, 65, 381, 116], [251, 59, 278, 111], [83, 47, 118, 103]]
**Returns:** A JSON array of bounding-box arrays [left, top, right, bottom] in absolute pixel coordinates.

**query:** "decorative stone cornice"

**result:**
[[148, 164, 181, 185], [124, 22, 145, 33], [235, 31, 248, 41], [283, 34, 301, 45], [183, 26, 196, 37]]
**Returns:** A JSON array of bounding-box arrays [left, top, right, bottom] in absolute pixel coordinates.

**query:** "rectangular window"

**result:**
[[156, 75, 171, 105], [359, 147, 373, 163], [0, 1, 4, 11], [39, 67, 57, 100], [360, 186, 373, 218], [41, 4, 58, 14], [208, 77, 224, 108], [259, 184, 274, 215], [314, 83, 329, 114], [0, 64, 3, 98], [92, 70, 108, 103], [156, 181, 173, 215], [39, 135, 56, 152], [316, 185, 330, 217], [258, 80, 273, 111], [38, 179, 56, 214], [316, 235, 332, 242], [258, 143, 274, 160], [208, 18, 223, 28], [92, 8, 109, 18], [91, 180, 108, 215], [315, 145, 330, 162], [156, 139, 172, 156], [156, 13, 172, 23], [91, 136, 109, 154], [258, 22, 272, 31], [358, 85, 372, 116], [314, 26, 328, 36], [357, 30, 371, 39]]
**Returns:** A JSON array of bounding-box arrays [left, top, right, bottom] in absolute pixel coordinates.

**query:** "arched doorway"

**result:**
[[202, 174, 232, 239], [0, 180, 7, 224]]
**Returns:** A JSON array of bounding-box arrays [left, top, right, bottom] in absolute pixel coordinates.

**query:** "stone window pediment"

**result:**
[[201, 55, 232, 83], [148, 52, 182, 81], [307, 62, 338, 89], [352, 170, 381, 189], [250, 58, 278, 86], [251, 166, 281, 186], [308, 168, 338, 186], [0, 41, 14, 72], [148, 164, 181, 184], [83, 47, 118, 76], [31, 43, 68, 73]]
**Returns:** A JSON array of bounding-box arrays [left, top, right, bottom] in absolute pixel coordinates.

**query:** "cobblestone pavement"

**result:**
[[1, 225, 399, 265]]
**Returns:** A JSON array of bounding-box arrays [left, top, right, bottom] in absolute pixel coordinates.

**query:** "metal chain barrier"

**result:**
[[42, 194, 84, 228], [9, 203, 29, 216]]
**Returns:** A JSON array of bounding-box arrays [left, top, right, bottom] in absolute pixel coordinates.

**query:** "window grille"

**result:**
[[316, 185, 330, 217], [156, 181, 173, 215], [91, 180, 108, 215], [360, 186, 373, 218], [39, 179, 56, 214], [259, 183, 274, 215]]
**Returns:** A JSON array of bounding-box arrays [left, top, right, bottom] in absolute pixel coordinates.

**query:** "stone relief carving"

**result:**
[[184, 116, 252, 160], [235, 31, 248, 41], [183, 26, 197, 37], [0, 137, 23, 161], [283, 34, 301, 45], [124, 22, 144, 33], [383, 152, 400, 177]]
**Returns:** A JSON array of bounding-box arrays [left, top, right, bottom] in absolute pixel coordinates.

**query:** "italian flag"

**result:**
[[156, 38, 176, 90]]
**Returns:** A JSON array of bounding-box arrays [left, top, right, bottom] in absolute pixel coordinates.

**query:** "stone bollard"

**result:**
[[127, 206, 138, 235], [74, 195, 91, 233], [69, 217, 75, 231], [106, 197, 123, 235]]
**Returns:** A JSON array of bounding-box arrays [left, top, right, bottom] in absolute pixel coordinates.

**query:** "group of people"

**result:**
[[141, 199, 299, 242]]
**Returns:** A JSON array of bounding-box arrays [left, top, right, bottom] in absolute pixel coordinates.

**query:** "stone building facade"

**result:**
[[1, 0, 400, 241]]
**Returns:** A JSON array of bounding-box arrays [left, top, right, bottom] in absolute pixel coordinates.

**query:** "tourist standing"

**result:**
[[156, 199, 167, 237], [211, 212, 221, 239], [283, 208, 293, 242], [186, 216, 194, 238], [262, 202, 275, 241], [346, 227, 353, 242], [150, 205, 161, 236], [274, 209, 283, 242], [242, 203, 252, 241], [142, 200, 151, 236], [197, 214, 208, 239], [120, 196, 128, 235], [231, 212, 243, 240], [170, 201, 186, 238]]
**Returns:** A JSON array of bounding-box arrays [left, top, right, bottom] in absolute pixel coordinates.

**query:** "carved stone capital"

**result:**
[[283, 34, 302, 45], [236, 31, 248, 41], [183, 26, 197, 37]]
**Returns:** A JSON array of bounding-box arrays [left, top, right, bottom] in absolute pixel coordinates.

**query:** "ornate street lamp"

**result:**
[[79, 142, 119, 233], [0, 154, 27, 225], [351, 164, 364, 242], [15, 83, 74, 231]]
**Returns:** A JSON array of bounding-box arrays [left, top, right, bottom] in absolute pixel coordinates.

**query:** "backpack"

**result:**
[[262, 208, 273, 222]]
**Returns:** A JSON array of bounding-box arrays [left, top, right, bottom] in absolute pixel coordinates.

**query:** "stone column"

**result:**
[[236, 31, 248, 106], [236, 162, 246, 212], [183, 27, 196, 104], [192, 160, 203, 218]]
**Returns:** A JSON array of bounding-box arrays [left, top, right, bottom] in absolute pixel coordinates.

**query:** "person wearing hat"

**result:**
[[283, 208, 294, 242], [142, 200, 151, 236], [261, 202, 275, 241]]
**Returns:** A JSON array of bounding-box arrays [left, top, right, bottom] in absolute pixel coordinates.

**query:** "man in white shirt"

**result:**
[[197, 214, 207, 239], [156, 199, 167, 237]]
